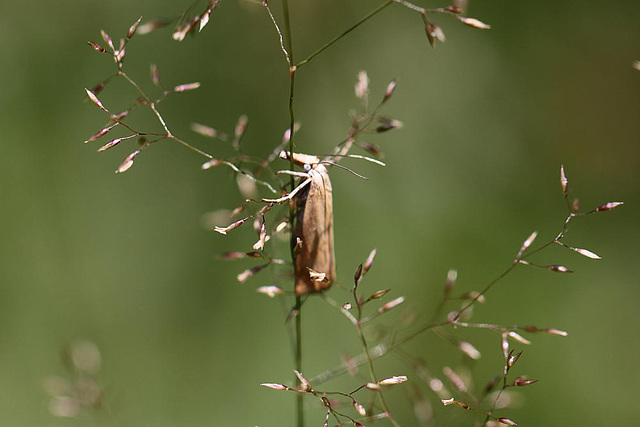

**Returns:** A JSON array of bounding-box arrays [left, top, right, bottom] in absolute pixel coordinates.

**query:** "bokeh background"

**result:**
[[1, 0, 639, 425]]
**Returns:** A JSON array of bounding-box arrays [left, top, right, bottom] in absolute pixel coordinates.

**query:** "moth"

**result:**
[[279, 151, 336, 296]]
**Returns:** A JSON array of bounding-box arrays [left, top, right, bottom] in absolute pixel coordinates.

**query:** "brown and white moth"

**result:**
[[280, 151, 336, 296]]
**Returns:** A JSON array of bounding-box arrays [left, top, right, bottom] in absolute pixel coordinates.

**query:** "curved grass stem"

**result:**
[[296, 1, 393, 68]]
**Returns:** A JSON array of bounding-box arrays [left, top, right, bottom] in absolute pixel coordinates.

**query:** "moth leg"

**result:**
[[262, 177, 312, 204], [277, 170, 309, 178]]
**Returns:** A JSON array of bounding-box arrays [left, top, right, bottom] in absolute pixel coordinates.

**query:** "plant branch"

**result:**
[[296, 1, 393, 68]]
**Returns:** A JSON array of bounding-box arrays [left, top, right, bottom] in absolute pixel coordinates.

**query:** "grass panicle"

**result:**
[[74, 1, 622, 426]]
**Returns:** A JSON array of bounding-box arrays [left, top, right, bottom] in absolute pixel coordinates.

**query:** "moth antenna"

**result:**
[[329, 153, 386, 166], [323, 161, 369, 180]]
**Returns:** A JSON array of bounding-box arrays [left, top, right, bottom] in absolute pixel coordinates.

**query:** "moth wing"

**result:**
[[294, 165, 335, 295]]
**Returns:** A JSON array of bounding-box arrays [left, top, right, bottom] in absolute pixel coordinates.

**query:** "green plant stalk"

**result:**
[[352, 294, 399, 426], [356, 322, 401, 427], [295, 296, 303, 427], [278, 0, 303, 424], [289, 58, 304, 427]]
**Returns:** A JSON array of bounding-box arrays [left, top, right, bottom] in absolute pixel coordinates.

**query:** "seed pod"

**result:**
[[282, 151, 336, 296]]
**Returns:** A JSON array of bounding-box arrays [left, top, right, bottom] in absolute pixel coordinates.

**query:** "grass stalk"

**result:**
[[296, 1, 393, 68]]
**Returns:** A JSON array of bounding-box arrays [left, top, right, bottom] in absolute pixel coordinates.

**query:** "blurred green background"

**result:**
[[1, 0, 639, 425]]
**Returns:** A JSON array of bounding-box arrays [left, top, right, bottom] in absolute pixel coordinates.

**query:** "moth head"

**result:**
[[279, 150, 321, 169]]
